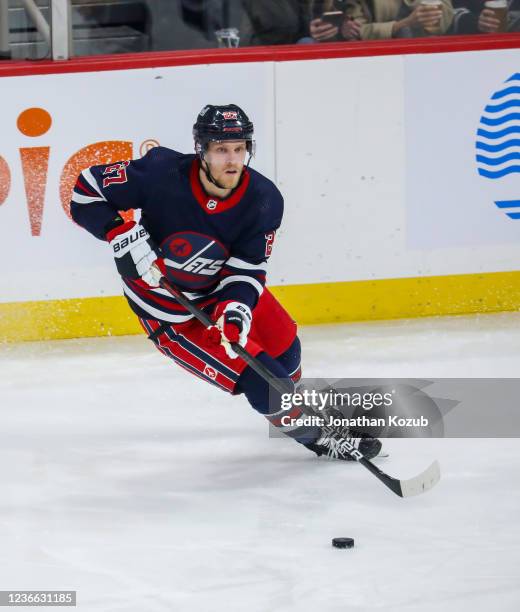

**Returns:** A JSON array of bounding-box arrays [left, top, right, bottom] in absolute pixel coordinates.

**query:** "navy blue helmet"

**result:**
[[193, 104, 255, 157]]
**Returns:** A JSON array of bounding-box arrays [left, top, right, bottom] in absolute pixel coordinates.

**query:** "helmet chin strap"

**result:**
[[201, 157, 228, 190]]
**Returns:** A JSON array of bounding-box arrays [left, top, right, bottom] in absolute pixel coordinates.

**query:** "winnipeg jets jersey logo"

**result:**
[[170, 238, 192, 257], [161, 232, 229, 290], [204, 365, 217, 380]]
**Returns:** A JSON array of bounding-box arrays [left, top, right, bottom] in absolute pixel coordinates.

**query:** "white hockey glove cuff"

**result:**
[[107, 221, 162, 287]]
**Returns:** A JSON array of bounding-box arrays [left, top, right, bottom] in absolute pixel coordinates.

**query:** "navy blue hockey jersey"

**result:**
[[70, 146, 283, 323]]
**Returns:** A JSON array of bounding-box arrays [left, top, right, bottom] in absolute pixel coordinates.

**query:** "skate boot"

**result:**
[[305, 426, 382, 461]]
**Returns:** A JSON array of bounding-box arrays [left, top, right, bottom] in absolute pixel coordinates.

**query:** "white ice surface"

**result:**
[[1, 312, 520, 612]]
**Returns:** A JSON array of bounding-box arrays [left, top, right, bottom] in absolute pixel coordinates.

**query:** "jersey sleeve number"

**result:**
[[102, 161, 130, 188], [265, 231, 276, 257]]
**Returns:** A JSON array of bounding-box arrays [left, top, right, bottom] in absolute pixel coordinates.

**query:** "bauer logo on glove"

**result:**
[[106, 220, 163, 287], [112, 227, 149, 254]]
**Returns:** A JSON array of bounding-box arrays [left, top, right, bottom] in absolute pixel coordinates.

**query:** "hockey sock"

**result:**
[[274, 336, 302, 382], [236, 349, 320, 444]]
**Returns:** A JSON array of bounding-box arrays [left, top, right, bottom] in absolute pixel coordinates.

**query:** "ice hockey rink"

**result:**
[[1, 311, 520, 612]]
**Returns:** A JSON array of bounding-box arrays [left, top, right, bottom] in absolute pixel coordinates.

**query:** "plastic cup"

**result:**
[[215, 28, 240, 48], [484, 0, 508, 32], [420, 0, 443, 33]]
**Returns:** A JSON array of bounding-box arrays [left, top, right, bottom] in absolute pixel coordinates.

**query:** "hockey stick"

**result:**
[[157, 274, 441, 498], [158, 275, 290, 395]]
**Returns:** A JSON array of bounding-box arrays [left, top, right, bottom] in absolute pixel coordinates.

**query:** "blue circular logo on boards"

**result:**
[[161, 232, 229, 290], [476, 72, 520, 220]]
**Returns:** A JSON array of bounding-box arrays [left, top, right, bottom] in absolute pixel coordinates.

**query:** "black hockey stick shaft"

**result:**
[[158, 276, 289, 395], [158, 275, 440, 497]]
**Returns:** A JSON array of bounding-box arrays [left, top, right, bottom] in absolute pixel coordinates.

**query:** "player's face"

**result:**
[[205, 140, 248, 189]]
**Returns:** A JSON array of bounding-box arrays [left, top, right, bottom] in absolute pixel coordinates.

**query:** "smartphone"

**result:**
[[321, 11, 344, 26]]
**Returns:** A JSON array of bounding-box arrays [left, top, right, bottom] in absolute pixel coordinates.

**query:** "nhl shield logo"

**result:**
[[206, 199, 218, 210]]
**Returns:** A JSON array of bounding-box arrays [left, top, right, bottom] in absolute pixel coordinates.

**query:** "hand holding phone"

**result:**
[[321, 11, 344, 27]]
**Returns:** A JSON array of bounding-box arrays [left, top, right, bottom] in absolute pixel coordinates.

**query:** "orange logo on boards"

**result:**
[[0, 107, 159, 236]]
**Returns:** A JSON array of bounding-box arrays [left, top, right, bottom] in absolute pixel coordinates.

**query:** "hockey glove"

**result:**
[[106, 221, 163, 287], [205, 301, 252, 359]]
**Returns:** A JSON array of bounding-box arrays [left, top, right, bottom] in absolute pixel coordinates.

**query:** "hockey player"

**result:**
[[70, 103, 381, 461]]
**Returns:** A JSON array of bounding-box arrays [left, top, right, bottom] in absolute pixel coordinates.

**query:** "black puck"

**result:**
[[332, 537, 354, 549]]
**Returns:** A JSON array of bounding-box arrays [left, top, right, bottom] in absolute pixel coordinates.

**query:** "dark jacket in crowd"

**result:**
[[240, 0, 310, 45], [451, 0, 520, 33], [180, 0, 310, 45]]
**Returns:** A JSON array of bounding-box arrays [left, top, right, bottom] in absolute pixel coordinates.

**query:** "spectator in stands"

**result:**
[[180, 0, 310, 46], [180, 0, 233, 42], [308, 0, 346, 41], [512, 2, 520, 29], [240, 0, 310, 46], [309, 0, 454, 41], [451, 0, 519, 33]]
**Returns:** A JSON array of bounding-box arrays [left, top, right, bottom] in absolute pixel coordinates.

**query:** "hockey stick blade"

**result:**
[[398, 460, 441, 497], [362, 458, 441, 498]]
